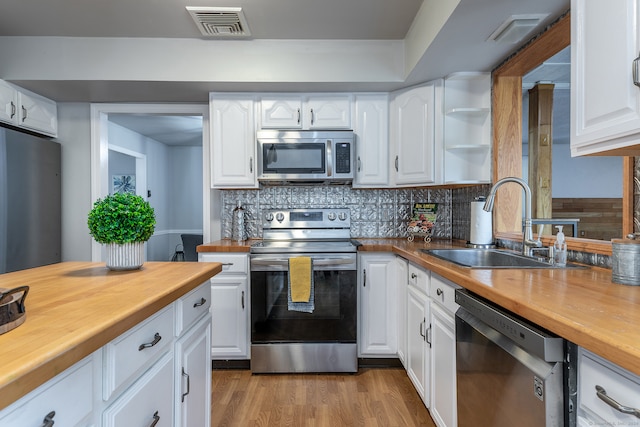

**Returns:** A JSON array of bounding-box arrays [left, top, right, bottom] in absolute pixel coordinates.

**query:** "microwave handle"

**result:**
[[326, 140, 332, 177]]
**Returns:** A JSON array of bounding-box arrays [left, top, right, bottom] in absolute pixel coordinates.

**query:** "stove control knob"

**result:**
[[338, 212, 348, 221], [327, 212, 337, 221], [276, 212, 285, 222], [265, 212, 274, 222]]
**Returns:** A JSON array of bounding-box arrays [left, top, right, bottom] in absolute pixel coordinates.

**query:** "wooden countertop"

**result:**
[[200, 238, 640, 377], [0, 261, 221, 411]]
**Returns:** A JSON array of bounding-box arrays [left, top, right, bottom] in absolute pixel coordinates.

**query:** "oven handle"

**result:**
[[251, 257, 355, 267]]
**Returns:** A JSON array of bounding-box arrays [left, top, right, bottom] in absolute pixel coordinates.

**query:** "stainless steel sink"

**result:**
[[421, 248, 583, 269]]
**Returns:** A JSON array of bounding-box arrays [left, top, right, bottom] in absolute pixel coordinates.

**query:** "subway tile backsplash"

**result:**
[[220, 185, 489, 240]]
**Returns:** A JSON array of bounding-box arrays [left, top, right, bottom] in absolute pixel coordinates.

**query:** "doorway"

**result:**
[[90, 104, 212, 262]]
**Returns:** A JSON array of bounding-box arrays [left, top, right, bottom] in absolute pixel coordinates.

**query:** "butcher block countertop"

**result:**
[[0, 261, 221, 411], [200, 238, 640, 377]]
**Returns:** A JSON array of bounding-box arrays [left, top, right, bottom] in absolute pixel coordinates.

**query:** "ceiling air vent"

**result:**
[[186, 6, 251, 37], [487, 14, 548, 44]]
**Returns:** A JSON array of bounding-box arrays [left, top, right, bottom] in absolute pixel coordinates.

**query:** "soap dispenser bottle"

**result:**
[[553, 225, 567, 266]]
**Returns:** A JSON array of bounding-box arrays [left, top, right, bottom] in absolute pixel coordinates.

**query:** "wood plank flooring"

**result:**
[[211, 368, 437, 427]]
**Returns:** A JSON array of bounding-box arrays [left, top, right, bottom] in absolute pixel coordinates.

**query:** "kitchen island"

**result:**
[[200, 238, 640, 377], [0, 261, 221, 420]]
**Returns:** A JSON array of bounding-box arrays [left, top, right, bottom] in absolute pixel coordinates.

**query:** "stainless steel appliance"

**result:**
[[250, 208, 357, 373], [455, 289, 576, 427], [256, 130, 354, 183], [0, 126, 61, 274]]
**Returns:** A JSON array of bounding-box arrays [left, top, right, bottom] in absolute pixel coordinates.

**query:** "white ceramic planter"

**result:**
[[105, 242, 145, 270]]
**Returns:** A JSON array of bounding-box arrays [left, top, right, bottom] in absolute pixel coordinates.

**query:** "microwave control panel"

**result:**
[[335, 142, 351, 174]]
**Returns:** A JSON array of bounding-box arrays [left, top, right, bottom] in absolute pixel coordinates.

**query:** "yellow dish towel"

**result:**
[[289, 256, 312, 302]]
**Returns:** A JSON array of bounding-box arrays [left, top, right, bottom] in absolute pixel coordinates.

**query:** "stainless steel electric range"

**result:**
[[249, 208, 358, 373]]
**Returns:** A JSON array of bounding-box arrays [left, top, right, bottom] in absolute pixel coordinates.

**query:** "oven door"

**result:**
[[250, 253, 357, 344]]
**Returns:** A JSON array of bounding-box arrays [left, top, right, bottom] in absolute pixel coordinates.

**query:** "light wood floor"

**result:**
[[211, 368, 437, 427]]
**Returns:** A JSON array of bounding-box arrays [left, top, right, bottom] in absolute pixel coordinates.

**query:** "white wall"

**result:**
[[57, 103, 93, 261]]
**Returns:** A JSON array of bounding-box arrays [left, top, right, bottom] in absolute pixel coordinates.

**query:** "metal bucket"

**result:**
[[612, 236, 640, 286]]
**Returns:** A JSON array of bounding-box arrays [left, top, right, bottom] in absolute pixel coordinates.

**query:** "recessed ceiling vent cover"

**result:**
[[186, 6, 251, 37], [487, 14, 548, 44]]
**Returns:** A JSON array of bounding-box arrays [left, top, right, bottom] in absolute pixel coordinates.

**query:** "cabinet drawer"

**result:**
[[176, 281, 211, 336], [0, 355, 94, 427], [579, 348, 640, 424], [408, 263, 429, 295], [103, 352, 174, 427], [430, 273, 460, 314], [103, 305, 174, 400], [199, 253, 248, 275]]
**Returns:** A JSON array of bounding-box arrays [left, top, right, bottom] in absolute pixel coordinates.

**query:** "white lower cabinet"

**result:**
[[395, 256, 408, 366], [358, 253, 398, 357], [199, 252, 250, 359], [407, 282, 430, 406], [0, 281, 212, 427], [429, 274, 460, 427], [578, 347, 640, 426], [0, 354, 95, 427]]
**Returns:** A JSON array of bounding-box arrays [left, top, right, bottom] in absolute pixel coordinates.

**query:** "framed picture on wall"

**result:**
[[112, 175, 136, 194]]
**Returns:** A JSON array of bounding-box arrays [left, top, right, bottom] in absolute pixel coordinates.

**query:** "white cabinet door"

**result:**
[[210, 94, 258, 188], [395, 257, 408, 366], [407, 285, 430, 407], [571, 0, 640, 155], [0, 80, 18, 125], [306, 95, 352, 129], [17, 90, 58, 136], [103, 352, 174, 427], [358, 253, 397, 357], [391, 81, 442, 186], [260, 96, 303, 128], [353, 94, 389, 188], [211, 275, 249, 358], [175, 316, 211, 427], [430, 304, 457, 427]]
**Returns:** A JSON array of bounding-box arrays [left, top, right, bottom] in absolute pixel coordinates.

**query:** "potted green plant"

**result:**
[[87, 192, 156, 270]]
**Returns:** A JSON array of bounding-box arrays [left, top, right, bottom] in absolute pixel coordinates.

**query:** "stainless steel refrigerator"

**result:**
[[0, 125, 61, 274]]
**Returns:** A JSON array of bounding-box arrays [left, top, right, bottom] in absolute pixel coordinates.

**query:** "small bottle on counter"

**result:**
[[553, 225, 567, 266]]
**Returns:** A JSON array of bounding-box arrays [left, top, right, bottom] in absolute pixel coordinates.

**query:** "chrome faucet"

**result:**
[[483, 177, 542, 257]]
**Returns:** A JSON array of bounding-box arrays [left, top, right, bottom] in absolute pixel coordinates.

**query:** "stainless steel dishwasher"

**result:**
[[455, 289, 577, 427]]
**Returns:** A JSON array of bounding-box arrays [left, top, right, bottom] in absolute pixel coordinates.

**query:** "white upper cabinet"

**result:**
[[0, 80, 57, 137], [352, 94, 389, 188], [260, 94, 352, 129], [210, 93, 258, 188], [390, 80, 443, 186], [571, 0, 640, 155], [443, 72, 491, 183]]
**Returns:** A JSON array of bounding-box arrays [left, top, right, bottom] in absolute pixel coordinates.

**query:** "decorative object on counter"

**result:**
[[612, 234, 640, 285], [87, 192, 156, 270], [232, 201, 248, 242], [554, 226, 567, 267], [407, 203, 437, 242], [0, 286, 29, 335], [467, 196, 495, 248]]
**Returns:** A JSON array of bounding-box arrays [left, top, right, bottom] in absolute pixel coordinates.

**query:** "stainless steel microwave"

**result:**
[[257, 130, 354, 183]]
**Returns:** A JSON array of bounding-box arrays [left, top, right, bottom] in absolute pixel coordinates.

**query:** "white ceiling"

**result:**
[[0, 0, 570, 144]]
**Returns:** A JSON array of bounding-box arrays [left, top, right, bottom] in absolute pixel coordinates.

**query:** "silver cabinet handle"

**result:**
[[419, 318, 426, 339], [411, 273, 417, 279], [437, 288, 443, 296], [10, 101, 16, 119], [357, 156, 361, 172], [249, 156, 253, 173], [241, 291, 245, 310], [297, 108, 301, 124], [596, 385, 640, 418], [40, 411, 55, 427], [395, 155, 399, 172], [138, 332, 162, 351], [149, 411, 160, 427], [181, 368, 190, 402], [634, 54, 640, 87], [21, 105, 27, 122], [193, 297, 206, 308], [426, 323, 432, 347], [310, 108, 315, 125]]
